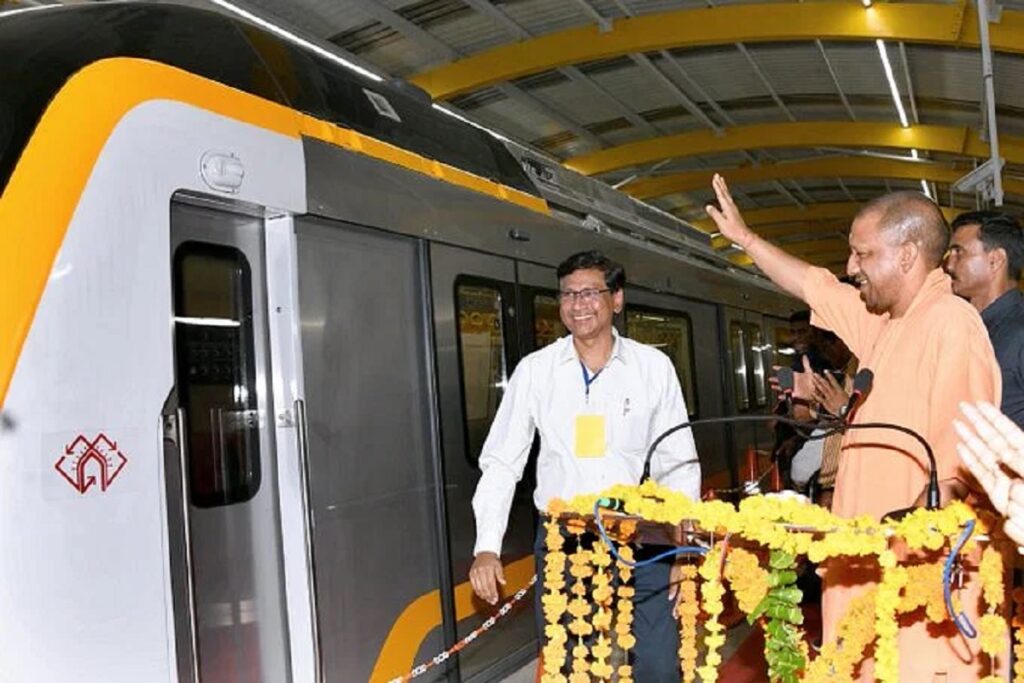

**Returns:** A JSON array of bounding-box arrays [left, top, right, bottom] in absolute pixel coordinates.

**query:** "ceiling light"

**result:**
[[910, 149, 919, 160], [876, 39, 910, 128], [862, 0, 873, 7], [205, 0, 383, 83], [920, 179, 933, 199]]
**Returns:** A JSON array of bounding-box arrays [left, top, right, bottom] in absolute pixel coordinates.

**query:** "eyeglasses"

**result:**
[[558, 287, 611, 304]]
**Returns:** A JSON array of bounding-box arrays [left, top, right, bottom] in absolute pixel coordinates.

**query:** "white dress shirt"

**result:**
[[472, 331, 701, 556]]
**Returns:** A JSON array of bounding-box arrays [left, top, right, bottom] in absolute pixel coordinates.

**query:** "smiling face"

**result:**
[[558, 267, 622, 343], [846, 211, 907, 315]]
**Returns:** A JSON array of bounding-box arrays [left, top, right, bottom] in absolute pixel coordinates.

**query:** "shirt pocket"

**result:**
[[611, 395, 652, 454]]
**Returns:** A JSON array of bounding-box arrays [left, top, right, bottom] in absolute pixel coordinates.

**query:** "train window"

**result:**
[[455, 282, 509, 464], [625, 307, 699, 416], [173, 243, 261, 508], [533, 294, 566, 349], [772, 324, 796, 367], [729, 321, 750, 410], [747, 324, 768, 407]]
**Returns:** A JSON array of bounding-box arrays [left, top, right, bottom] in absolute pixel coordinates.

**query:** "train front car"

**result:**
[[0, 4, 555, 683]]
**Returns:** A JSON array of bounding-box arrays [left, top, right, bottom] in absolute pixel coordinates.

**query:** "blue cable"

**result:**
[[593, 500, 707, 568], [942, 518, 977, 639]]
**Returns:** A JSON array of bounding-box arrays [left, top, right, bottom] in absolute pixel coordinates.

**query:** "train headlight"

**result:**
[[200, 151, 245, 194]]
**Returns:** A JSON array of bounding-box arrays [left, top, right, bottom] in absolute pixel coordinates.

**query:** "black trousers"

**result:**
[[533, 522, 681, 682]]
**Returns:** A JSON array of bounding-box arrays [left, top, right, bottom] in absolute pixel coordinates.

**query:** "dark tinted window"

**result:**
[[173, 242, 261, 507]]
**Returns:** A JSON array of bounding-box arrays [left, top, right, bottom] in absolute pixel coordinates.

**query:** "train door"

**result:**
[[743, 313, 775, 460], [164, 200, 292, 683], [516, 262, 566, 354], [292, 217, 445, 682], [720, 306, 772, 488], [623, 293, 728, 490], [431, 244, 536, 682]]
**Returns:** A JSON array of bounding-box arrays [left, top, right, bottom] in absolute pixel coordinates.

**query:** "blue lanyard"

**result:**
[[580, 360, 604, 399]]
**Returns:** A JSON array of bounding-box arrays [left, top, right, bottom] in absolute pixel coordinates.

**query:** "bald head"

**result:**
[[857, 191, 949, 268]]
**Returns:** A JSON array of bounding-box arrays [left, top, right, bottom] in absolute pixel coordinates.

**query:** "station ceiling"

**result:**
[[25, 0, 1024, 271]]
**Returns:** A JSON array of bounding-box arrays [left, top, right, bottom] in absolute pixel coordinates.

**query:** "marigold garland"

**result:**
[[540, 482, 1004, 683], [540, 517, 568, 682], [804, 588, 877, 683], [1012, 587, 1024, 683], [677, 564, 699, 682], [723, 547, 769, 614], [697, 546, 725, 682], [873, 562, 908, 683], [614, 545, 635, 683]]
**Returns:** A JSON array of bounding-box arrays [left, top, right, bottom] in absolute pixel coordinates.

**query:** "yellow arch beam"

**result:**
[[625, 156, 1024, 200], [711, 220, 850, 249], [410, 2, 1024, 100], [718, 202, 961, 264], [695, 201, 960, 243], [567, 121, 1024, 177]]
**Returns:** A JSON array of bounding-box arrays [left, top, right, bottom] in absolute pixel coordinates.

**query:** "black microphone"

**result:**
[[840, 368, 874, 422]]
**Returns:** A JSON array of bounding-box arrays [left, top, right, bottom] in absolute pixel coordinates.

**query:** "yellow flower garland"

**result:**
[[1012, 587, 1024, 683], [723, 547, 769, 614], [677, 564, 699, 682], [614, 544, 635, 683], [541, 518, 568, 683], [541, 483, 1001, 683], [697, 546, 726, 682]]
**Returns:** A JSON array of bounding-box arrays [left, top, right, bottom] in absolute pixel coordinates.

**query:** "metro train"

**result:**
[[0, 4, 798, 682]]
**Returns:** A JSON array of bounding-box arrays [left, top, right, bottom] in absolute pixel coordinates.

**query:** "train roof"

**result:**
[[0, 2, 536, 198]]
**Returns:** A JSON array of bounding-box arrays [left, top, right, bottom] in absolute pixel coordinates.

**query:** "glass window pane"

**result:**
[[748, 324, 768, 407], [456, 283, 508, 464], [772, 324, 796, 367], [533, 293, 566, 349], [626, 308, 699, 416], [729, 321, 750, 410], [173, 243, 261, 508]]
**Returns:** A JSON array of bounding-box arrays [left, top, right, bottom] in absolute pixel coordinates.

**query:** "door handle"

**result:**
[[166, 408, 201, 683], [294, 399, 322, 683]]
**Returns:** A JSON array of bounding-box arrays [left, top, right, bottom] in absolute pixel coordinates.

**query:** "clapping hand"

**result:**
[[954, 401, 1024, 548]]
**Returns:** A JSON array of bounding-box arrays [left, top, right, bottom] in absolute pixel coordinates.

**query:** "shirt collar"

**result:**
[[558, 328, 625, 365], [982, 288, 1024, 326]]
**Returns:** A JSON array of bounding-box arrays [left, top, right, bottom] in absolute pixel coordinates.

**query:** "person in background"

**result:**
[[945, 211, 1024, 428], [468, 250, 700, 681]]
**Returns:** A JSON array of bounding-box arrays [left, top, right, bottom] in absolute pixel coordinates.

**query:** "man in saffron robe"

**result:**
[[706, 174, 1003, 680]]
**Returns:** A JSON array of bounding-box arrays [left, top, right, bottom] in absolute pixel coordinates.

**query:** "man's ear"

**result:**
[[900, 240, 920, 272], [612, 288, 624, 315], [989, 247, 1009, 275]]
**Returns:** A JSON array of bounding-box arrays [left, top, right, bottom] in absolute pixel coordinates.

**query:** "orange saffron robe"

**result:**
[[805, 267, 1003, 681]]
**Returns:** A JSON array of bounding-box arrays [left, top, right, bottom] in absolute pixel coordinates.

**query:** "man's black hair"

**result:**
[[556, 250, 626, 292], [951, 210, 1024, 281]]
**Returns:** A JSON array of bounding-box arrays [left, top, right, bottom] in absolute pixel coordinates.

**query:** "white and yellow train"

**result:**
[[0, 4, 795, 682]]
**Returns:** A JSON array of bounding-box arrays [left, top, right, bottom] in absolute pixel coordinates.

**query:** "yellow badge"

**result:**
[[574, 414, 606, 458]]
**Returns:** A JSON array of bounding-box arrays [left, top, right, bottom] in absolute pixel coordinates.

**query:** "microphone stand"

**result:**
[[642, 414, 941, 513]]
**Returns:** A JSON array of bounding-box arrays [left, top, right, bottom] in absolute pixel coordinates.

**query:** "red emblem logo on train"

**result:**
[[54, 433, 128, 494]]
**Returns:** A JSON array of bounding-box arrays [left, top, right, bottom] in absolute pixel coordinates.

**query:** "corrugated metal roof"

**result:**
[[139, 0, 1024, 265]]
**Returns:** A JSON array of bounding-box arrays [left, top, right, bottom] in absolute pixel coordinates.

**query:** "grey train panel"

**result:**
[[302, 137, 797, 318], [430, 244, 537, 682], [167, 201, 292, 683], [295, 218, 444, 682]]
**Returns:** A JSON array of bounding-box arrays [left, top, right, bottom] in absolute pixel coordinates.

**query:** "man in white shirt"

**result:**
[[468, 250, 701, 681]]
